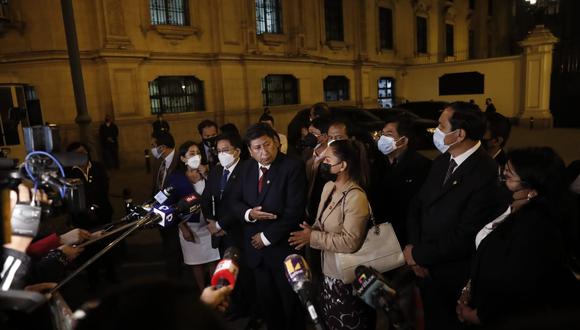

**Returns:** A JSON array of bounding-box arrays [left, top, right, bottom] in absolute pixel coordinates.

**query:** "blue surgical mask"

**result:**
[[432, 128, 459, 154], [377, 135, 397, 155]]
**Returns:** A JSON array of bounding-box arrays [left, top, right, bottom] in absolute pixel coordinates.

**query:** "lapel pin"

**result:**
[[267, 180, 270, 184], [452, 180, 458, 186]]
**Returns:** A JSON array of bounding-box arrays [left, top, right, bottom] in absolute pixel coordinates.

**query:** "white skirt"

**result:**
[[178, 216, 220, 266]]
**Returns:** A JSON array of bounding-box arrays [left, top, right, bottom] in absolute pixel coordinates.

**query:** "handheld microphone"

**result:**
[[154, 193, 202, 227], [283, 254, 323, 329], [211, 247, 240, 289], [353, 266, 404, 328], [153, 185, 175, 205]]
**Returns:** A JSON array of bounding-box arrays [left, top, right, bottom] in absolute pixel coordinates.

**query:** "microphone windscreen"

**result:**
[[283, 254, 311, 291]]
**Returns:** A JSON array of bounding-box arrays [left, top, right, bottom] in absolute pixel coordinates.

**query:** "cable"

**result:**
[[24, 151, 66, 198]]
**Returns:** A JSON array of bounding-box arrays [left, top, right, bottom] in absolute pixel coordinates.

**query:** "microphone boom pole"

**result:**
[[48, 213, 160, 295]]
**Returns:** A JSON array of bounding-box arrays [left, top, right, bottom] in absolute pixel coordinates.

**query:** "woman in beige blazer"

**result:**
[[289, 139, 375, 330]]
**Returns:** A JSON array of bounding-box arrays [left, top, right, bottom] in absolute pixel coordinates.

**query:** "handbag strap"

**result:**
[[341, 187, 379, 234]]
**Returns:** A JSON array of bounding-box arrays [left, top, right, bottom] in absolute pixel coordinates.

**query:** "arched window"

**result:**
[[324, 76, 349, 101], [148, 76, 205, 114]]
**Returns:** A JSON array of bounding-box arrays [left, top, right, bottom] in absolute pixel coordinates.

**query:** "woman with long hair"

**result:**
[[166, 141, 220, 290], [289, 139, 375, 330]]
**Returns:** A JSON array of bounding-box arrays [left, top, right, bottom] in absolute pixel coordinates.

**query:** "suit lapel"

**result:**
[[425, 149, 482, 206]]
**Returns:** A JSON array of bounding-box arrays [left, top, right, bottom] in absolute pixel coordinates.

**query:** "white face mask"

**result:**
[[218, 152, 236, 168], [377, 135, 398, 155], [432, 128, 458, 154], [151, 147, 162, 159], [186, 155, 202, 169]]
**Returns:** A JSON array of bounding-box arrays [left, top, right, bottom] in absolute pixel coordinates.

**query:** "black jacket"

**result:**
[[201, 162, 243, 248], [470, 203, 579, 326], [373, 149, 431, 246], [231, 154, 306, 268], [407, 146, 499, 290]]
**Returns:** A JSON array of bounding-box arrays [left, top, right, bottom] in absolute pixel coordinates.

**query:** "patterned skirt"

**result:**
[[319, 275, 376, 330]]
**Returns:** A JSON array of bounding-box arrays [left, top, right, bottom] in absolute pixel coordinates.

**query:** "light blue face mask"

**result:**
[[377, 135, 397, 155], [432, 128, 459, 154]]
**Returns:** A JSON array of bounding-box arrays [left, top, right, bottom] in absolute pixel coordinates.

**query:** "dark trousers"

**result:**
[[418, 277, 464, 330], [158, 226, 183, 279], [102, 145, 119, 169], [253, 260, 305, 330]]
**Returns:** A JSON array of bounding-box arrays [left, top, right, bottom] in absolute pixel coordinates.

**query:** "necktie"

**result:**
[[258, 166, 268, 194], [443, 158, 457, 186], [156, 159, 166, 190], [219, 169, 230, 199]]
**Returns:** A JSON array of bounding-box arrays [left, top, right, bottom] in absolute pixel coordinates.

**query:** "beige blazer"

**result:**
[[310, 180, 370, 279]]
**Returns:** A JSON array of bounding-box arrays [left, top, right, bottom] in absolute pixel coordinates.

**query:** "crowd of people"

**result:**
[[2, 101, 580, 330]]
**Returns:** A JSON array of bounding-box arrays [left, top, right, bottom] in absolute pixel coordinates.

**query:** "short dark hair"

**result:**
[[310, 117, 330, 134], [447, 101, 486, 141], [329, 139, 369, 190], [197, 120, 218, 135], [311, 102, 330, 118], [215, 133, 243, 150], [244, 123, 278, 146], [485, 112, 511, 148], [386, 114, 416, 141], [151, 131, 175, 149], [328, 119, 350, 137], [219, 123, 240, 137], [259, 108, 274, 123]]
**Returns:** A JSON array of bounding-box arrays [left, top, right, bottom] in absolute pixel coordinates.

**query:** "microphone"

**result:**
[[283, 254, 323, 329], [211, 247, 240, 289], [154, 193, 202, 227], [353, 266, 404, 328], [152, 185, 175, 205]]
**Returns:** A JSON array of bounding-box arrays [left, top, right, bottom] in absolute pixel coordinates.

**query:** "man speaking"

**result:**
[[232, 123, 306, 330]]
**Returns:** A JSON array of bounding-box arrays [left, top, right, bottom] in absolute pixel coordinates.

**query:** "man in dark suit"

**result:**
[[203, 133, 256, 320], [375, 114, 431, 246], [232, 123, 306, 330], [150, 131, 182, 279], [198, 119, 219, 167], [405, 102, 499, 330]]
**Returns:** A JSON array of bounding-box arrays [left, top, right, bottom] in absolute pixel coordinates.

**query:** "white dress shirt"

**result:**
[[475, 206, 511, 249], [244, 163, 273, 246]]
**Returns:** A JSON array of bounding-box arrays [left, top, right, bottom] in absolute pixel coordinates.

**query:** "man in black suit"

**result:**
[[405, 102, 499, 330], [375, 114, 431, 246], [150, 131, 182, 279], [232, 123, 306, 330], [203, 133, 256, 320]]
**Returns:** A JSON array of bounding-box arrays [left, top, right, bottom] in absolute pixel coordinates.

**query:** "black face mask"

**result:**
[[303, 133, 318, 148], [203, 137, 216, 148], [319, 162, 339, 182]]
